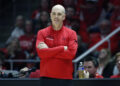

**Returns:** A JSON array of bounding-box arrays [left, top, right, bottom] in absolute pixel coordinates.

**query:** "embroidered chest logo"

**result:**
[[46, 35, 54, 40]]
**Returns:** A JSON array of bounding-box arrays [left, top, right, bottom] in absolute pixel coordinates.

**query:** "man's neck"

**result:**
[[52, 22, 63, 31]]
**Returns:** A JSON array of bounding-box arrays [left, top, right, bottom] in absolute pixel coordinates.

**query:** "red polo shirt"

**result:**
[[36, 25, 78, 79]]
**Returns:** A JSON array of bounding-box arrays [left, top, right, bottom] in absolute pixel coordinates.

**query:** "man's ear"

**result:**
[[63, 14, 66, 20]]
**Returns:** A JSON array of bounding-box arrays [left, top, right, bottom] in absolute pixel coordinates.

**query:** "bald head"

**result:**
[[50, 4, 66, 30], [51, 4, 65, 14]]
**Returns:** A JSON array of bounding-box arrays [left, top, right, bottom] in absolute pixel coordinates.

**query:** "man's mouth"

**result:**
[[54, 18, 59, 22]]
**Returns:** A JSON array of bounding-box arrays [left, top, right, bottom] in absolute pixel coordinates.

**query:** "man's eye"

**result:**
[[52, 13, 56, 15], [58, 13, 62, 16]]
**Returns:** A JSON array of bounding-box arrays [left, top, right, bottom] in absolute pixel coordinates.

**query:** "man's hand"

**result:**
[[64, 46, 68, 51], [37, 42, 48, 49], [20, 67, 29, 73]]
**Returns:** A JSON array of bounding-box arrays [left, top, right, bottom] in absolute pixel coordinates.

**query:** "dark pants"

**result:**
[[40, 77, 73, 86]]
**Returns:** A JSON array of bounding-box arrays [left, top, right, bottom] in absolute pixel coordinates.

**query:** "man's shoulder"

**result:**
[[37, 26, 51, 33], [63, 26, 76, 34]]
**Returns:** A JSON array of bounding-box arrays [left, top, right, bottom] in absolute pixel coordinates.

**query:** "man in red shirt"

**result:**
[[83, 56, 103, 78], [36, 4, 78, 86]]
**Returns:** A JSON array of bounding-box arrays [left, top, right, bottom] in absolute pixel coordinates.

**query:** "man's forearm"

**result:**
[[36, 45, 65, 59]]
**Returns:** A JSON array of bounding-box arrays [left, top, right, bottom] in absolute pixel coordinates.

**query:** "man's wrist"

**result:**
[[64, 46, 68, 51], [37, 42, 48, 49]]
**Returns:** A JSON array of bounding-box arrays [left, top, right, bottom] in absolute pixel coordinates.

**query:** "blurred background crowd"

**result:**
[[0, 0, 120, 78]]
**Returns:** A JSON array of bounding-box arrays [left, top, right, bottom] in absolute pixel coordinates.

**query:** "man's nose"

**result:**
[[55, 14, 58, 18]]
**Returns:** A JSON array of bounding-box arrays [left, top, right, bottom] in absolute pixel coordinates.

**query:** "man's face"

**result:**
[[84, 61, 97, 75], [50, 7, 65, 26], [116, 56, 120, 72]]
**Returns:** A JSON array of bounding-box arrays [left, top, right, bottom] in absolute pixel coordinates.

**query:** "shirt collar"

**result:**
[[50, 25, 64, 33]]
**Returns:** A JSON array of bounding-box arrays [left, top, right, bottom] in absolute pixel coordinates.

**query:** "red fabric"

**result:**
[[31, 10, 39, 19], [50, 0, 64, 6], [110, 0, 120, 6], [31, 9, 50, 19], [19, 34, 36, 68], [29, 69, 40, 78], [0, 48, 8, 58], [0, 48, 7, 54], [36, 25, 78, 79], [110, 74, 120, 78], [19, 34, 36, 54], [77, 0, 104, 27], [78, 21, 89, 43], [111, 20, 120, 31], [110, 8, 120, 31], [76, 0, 85, 13], [95, 73, 104, 78], [81, 8, 101, 27], [89, 33, 119, 53]]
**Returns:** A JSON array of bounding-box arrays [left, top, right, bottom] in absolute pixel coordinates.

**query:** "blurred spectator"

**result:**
[[31, 0, 50, 20], [71, 19, 81, 33], [89, 19, 119, 54], [5, 38, 26, 70], [63, 0, 76, 8], [108, 0, 120, 12], [110, 8, 120, 52], [65, 6, 89, 44], [77, 0, 106, 31], [19, 20, 36, 58], [83, 56, 103, 78], [50, 0, 64, 7], [64, 6, 76, 29], [78, 20, 89, 43], [19, 20, 36, 68], [97, 48, 112, 77], [34, 11, 50, 34], [50, 0, 76, 8], [110, 8, 120, 32], [6, 15, 25, 44], [76, 35, 88, 58], [111, 52, 120, 78]]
